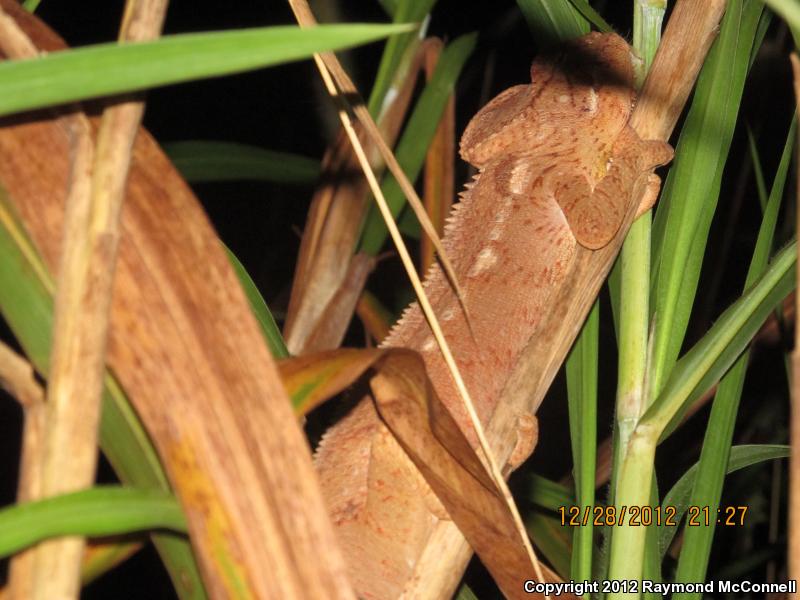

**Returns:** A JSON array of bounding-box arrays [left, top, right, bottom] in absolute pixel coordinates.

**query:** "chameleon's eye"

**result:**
[[460, 84, 533, 167]]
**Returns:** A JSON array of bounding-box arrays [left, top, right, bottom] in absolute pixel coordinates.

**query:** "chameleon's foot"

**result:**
[[635, 173, 664, 218], [504, 413, 538, 474]]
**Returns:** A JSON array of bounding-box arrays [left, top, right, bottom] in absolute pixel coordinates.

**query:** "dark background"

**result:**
[[0, 1, 794, 597]]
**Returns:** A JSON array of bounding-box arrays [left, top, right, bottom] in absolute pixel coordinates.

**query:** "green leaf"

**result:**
[[566, 0, 613, 33], [750, 9, 773, 68], [525, 510, 573, 580], [642, 239, 796, 437], [358, 32, 477, 254], [22, 0, 41, 12], [376, 0, 399, 18], [397, 204, 422, 239], [367, 0, 437, 117], [455, 584, 480, 600], [565, 301, 598, 582], [164, 141, 319, 185], [746, 125, 769, 212], [0, 487, 187, 559], [659, 445, 790, 557], [762, 0, 800, 40], [367, 0, 437, 119], [223, 244, 290, 360], [671, 117, 795, 598], [515, 0, 589, 46], [649, 0, 766, 400], [526, 473, 575, 511], [0, 23, 414, 117]]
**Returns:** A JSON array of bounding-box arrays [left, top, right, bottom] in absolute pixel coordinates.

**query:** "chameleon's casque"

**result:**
[[315, 32, 673, 598]]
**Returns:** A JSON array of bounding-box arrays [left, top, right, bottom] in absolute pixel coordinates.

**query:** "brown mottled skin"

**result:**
[[314, 33, 673, 598]]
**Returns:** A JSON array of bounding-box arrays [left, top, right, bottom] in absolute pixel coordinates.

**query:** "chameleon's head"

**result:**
[[460, 32, 636, 169]]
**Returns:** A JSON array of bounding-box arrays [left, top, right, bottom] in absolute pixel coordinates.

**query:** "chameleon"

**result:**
[[314, 32, 673, 599]]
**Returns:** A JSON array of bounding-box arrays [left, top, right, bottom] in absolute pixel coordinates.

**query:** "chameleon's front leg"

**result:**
[[554, 134, 673, 249]]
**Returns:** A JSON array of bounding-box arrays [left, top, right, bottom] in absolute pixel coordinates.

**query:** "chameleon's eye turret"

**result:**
[[461, 32, 638, 170], [459, 84, 534, 168]]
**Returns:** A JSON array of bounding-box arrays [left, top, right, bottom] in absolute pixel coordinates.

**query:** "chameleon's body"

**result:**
[[315, 33, 673, 598]]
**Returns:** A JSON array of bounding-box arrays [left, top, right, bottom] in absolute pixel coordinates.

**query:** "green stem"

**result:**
[[607, 1, 666, 594], [615, 216, 651, 466], [607, 424, 659, 599], [566, 302, 599, 583], [632, 0, 667, 85]]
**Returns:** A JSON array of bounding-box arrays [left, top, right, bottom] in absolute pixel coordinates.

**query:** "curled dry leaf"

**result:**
[[278, 347, 568, 598]]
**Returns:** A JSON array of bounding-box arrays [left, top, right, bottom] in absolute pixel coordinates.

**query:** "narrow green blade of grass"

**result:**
[[648, 0, 766, 400], [565, 301, 598, 583], [659, 445, 790, 556], [358, 32, 477, 255], [367, 0, 437, 117], [525, 511, 573, 580], [526, 473, 575, 511], [455, 584, 480, 600], [762, 0, 800, 40], [670, 117, 795, 598], [746, 126, 769, 212], [22, 0, 41, 12], [223, 244, 290, 360], [164, 141, 319, 185], [0, 192, 166, 489], [515, 0, 589, 45], [397, 205, 422, 239], [0, 190, 205, 598], [750, 8, 773, 68], [376, 0, 398, 18], [0, 23, 414, 118], [565, 0, 612, 33], [642, 239, 796, 438], [0, 487, 187, 559]]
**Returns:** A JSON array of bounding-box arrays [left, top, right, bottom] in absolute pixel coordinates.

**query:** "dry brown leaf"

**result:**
[[279, 347, 382, 416], [421, 39, 455, 273], [283, 40, 428, 354], [280, 346, 565, 597], [0, 3, 354, 597], [355, 290, 394, 344], [298, 253, 376, 353], [371, 350, 567, 600]]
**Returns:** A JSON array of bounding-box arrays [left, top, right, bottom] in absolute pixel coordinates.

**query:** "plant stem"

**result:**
[[607, 423, 659, 599], [607, 1, 666, 594], [633, 0, 667, 86], [616, 0, 665, 469]]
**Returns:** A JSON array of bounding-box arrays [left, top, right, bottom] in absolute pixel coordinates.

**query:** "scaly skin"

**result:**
[[314, 33, 673, 599]]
